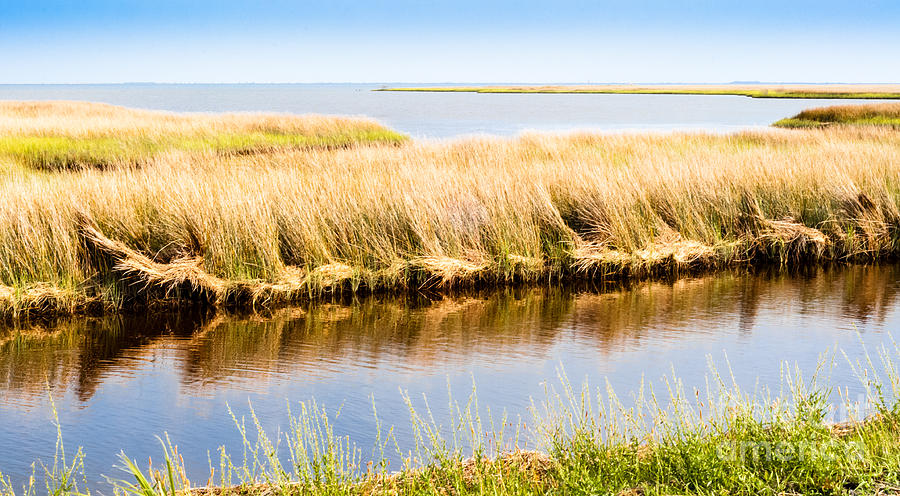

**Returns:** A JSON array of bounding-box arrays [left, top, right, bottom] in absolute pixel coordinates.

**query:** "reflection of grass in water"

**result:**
[[4, 266, 899, 401], [0, 312, 208, 401], [0, 326, 86, 398], [9, 344, 900, 495], [180, 288, 577, 385]]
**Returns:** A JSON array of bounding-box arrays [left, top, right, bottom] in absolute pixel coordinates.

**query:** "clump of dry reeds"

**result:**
[[2, 102, 900, 318]]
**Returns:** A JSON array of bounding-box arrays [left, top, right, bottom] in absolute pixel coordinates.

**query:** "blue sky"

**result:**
[[1, 0, 899, 83]]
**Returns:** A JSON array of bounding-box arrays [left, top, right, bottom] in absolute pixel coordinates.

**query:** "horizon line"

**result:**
[[1, 81, 899, 86]]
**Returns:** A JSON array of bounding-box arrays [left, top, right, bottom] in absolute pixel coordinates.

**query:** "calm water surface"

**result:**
[[0, 83, 892, 138], [0, 266, 898, 486]]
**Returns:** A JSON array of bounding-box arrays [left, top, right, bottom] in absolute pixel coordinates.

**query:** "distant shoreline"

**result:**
[[378, 84, 900, 99]]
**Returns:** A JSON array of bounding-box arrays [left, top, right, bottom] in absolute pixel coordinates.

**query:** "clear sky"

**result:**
[[1, 0, 899, 84]]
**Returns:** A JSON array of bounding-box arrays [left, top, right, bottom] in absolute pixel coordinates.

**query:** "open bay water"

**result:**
[[0, 83, 891, 138]]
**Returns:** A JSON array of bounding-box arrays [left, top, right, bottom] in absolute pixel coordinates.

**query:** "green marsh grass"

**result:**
[[0, 101, 406, 171]]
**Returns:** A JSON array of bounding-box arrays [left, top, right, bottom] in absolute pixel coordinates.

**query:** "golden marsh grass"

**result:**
[[2, 103, 900, 317]]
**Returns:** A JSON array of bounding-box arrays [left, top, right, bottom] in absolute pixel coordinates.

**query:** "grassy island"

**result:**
[[3, 102, 900, 318], [379, 84, 900, 99], [775, 102, 900, 128]]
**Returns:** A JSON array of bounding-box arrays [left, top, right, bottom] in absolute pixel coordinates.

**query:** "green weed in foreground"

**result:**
[[0, 396, 89, 496], [3, 340, 900, 495]]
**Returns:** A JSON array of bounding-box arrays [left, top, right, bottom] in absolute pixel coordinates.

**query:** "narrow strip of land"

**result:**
[[379, 83, 900, 99]]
